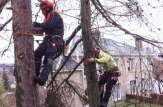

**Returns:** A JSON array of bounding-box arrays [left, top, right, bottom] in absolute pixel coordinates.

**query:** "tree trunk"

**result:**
[[0, 0, 9, 14], [80, 0, 100, 107], [11, 0, 39, 107]]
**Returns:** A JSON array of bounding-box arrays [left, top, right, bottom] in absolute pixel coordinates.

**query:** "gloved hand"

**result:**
[[87, 57, 95, 62], [33, 22, 41, 27], [84, 57, 95, 64]]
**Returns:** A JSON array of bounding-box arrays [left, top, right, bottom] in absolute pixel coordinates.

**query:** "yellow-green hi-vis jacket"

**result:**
[[95, 51, 118, 72]]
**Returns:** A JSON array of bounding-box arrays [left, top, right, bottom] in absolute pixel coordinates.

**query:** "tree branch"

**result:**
[[1, 34, 13, 56], [47, 38, 83, 87], [91, 0, 163, 48], [66, 81, 88, 103], [0, 0, 9, 14], [54, 57, 85, 93], [0, 17, 12, 31], [65, 25, 81, 46]]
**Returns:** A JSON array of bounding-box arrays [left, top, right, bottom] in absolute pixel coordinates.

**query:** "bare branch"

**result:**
[[54, 57, 85, 92], [1, 34, 13, 56], [34, 9, 40, 22], [47, 38, 83, 87], [91, 0, 163, 48], [66, 81, 88, 103], [65, 25, 81, 46], [0, 17, 12, 31], [0, 0, 9, 14], [61, 12, 80, 20]]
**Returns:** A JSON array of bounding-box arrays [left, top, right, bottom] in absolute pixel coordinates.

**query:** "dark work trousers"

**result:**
[[99, 72, 118, 107], [34, 36, 64, 83]]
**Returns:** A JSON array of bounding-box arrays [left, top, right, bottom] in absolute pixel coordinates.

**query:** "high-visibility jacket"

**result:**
[[95, 51, 118, 72]]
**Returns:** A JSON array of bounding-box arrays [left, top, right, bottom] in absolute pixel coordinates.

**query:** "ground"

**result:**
[[116, 101, 163, 107]]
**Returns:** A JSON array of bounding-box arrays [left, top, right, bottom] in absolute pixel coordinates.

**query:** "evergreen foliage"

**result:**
[[2, 71, 10, 91]]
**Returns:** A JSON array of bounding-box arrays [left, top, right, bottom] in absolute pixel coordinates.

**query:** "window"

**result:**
[[112, 82, 122, 101], [128, 58, 134, 71], [130, 80, 136, 95], [114, 58, 119, 65]]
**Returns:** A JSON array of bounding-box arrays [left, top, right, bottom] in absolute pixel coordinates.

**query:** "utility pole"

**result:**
[[11, 0, 39, 107], [80, 0, 100, 107]]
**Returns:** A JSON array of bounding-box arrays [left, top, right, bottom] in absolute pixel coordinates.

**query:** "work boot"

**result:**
[[33, 76, 46, 86], [100, 102, 107, 107], [100, 103, 107, 107]]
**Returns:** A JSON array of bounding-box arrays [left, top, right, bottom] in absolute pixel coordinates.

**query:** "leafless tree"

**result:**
[[0, 0, 163, 107], [80, 0, 100, 107], [11, 0, 39, 107]]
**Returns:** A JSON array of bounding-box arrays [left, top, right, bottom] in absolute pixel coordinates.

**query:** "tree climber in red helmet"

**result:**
[[33, 0, 64, 86]]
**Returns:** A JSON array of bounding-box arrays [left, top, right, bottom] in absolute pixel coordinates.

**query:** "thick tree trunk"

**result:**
[[80, 0, 100, 107], [11, 0, 39, 107]]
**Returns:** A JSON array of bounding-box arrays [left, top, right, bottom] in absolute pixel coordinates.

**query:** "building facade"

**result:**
[[54, 37, 159, 107]]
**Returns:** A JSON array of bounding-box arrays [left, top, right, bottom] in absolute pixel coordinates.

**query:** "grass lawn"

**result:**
[[115, 101, 163, 107]]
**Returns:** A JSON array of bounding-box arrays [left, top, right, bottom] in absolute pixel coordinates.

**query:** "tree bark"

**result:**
[[80, 0, 100, 107], [11, 0, 39, 107], [0, 0, 9, 14]]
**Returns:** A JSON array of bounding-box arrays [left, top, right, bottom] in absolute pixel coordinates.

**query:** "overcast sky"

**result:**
[[0, 0, 163, 64]]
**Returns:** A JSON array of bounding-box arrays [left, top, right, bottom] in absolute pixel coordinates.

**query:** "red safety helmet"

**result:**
[[94, 47, 100, 57], [40, 0, 55, 12]]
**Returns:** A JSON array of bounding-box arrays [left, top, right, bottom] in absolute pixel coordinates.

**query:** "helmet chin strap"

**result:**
[[44, 11, 52, 22]]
